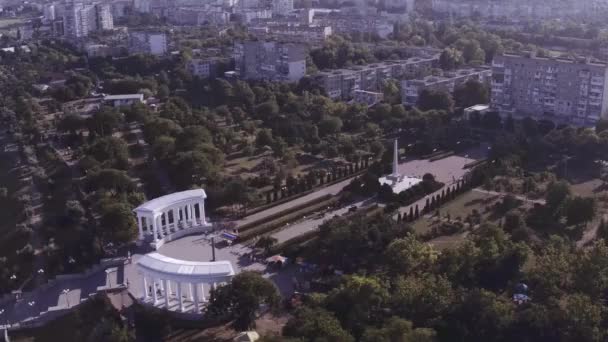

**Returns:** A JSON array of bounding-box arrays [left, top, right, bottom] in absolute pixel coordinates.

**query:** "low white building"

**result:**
[[104, 94, 144, 107]]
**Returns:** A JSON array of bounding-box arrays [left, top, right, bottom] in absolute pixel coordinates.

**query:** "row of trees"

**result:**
[[274, 210, 608, 341]]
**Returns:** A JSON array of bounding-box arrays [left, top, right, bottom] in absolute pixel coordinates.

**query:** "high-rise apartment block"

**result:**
[[233, 41, 306, 82], [401, 67, 491, 106], [62, 2, 113, 38], [491, 53, 608, 125], [315, 55, 439, 100]]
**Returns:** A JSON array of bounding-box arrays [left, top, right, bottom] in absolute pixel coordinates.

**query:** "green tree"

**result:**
[[206, 272, 280, 330], [326, 275, 389, 335], [417, 89, 454, 112], [87, 169, 135, 196], [361, 317, 436, 342], [57, 113, 85, 134], [256, 129, 275, 148], [152, 135, 176, 161], [319, 116, 343, 136], [385, 235, 438, 275], [169, 150, 217, 189], [439, 48, 464, 70], [442, 289, 515, 341], [175, 125, 212, 152], [88, 137, 130, 170], [99, 201, 137, 244], [545, 181, 571, 212], [391, 273, 455, 325], [453, 80, 489, 108], [566, 196, 595, 225], [86, 107, 123, 136], [283, 307, 354, 342]]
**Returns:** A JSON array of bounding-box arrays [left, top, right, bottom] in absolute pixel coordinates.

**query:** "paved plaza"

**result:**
[[397, 155, 475, 184]]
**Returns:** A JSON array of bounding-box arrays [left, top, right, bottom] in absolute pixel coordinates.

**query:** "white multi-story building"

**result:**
[[401, 67, 491, 106], [491, 53, 608, 125], [249, 24, 332, 45], [96, 3, 114, 31], [315, 54, 439, 100], [188, 58, 225, 79], [43, 4, 56, 23], [62, 3, 113, 38], [129, 31, 168, 56], [233, 41, 306, 82], [430, 0, 608, 20]]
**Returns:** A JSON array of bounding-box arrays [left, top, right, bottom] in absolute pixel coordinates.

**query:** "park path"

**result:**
[[0, 262, 122, 329], [471, 188, 546, 205]]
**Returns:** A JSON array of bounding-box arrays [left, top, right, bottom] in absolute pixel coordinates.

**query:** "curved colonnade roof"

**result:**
[[134, 189, 207, 215], [137, 252, 235, 282]]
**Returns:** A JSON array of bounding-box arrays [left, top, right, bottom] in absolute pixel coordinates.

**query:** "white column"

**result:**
[[166, 280, 172, 297], [153, 279, 159, 304], [177, 282, 184, 312], [199, 201, 206, 224], [137, 214, 143, 239], [189, 283, 194, 301], [143, 276, 149, 299], [159, 215, 166, 237], [152, 215, 159, 242], [178, 207, 183, 225], [187, 204, 193, 223], [163, 279, 169, 308], [193, 283, 200, 313], [200, 283, 206, 302]]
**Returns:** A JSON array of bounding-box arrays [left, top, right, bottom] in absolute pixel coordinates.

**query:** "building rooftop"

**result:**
[[137, 252, 235, 280], [104, 94, 144, 101], [134, 189, 207, 215]]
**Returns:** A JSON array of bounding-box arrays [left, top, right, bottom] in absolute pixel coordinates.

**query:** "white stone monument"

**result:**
[[378, 140, 422, 193]]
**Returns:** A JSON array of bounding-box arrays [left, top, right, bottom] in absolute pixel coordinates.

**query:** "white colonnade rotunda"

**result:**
[[133, 189, 236, 315], [137, 252, 235, 314], [133, 189, 211, 249]]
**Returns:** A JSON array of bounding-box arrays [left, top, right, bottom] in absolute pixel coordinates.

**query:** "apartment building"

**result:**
[[61, 2, 113, 38], [129, 31, 167, 56], [401, 67, 491, 106], [353, 90, 384, 106], [233, 41, 306, 82], [168, 7, 229, 26], [491, 53, 608, 125], [430, 0, 608, 20], [96, 4, 114, 30], [188, 58, 225, 79], [314, 13, 393, 39], [249, 24, 332, 45], [315, 55, 439, 100]]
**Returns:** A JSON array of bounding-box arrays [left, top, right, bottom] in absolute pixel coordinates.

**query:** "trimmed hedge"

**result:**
[[269, 204, 381, 255], [235, 196, 339, 243], [238, 194, 333, 232]]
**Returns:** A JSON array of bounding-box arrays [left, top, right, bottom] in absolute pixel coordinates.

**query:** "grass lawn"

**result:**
[[412, 190, 501, 234], [412, 190, 505, 250]]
